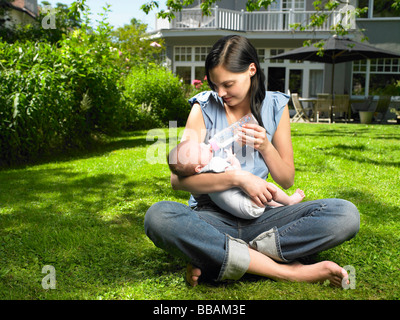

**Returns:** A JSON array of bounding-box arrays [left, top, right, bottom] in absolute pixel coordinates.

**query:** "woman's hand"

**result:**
[[229, 170, 277, 207], [236, 107, 295, 190], [238, 123, 270, 152]]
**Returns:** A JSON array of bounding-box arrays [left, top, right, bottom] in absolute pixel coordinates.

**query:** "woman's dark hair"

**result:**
[[205, 35, 266, 127]]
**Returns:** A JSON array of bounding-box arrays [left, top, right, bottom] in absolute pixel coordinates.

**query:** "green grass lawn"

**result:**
[[1, 123, 399, 300]]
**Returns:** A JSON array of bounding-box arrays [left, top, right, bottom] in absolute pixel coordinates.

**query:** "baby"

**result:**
[[168, 140, 305, 219]]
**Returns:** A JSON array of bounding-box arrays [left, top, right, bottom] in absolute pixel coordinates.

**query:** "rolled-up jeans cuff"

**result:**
[[218, 235, 250, 281], [249, 227, 288, 263]]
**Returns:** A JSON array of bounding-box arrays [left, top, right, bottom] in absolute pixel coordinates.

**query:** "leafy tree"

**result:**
[[41, 1, 84, 30], [112, 18, 165, 70]]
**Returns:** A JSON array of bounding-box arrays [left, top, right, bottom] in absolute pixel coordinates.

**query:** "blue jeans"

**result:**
[[144, 199, 360, 282]]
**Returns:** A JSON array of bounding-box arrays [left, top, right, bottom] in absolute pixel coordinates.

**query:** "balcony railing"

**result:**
[[156, 7, 355, 32]]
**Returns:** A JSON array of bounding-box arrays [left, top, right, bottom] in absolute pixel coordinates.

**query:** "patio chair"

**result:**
[[374, 95, 391, 123], [333, 94, 350, 122], [291, 93, 311, 122], [316, 94, 332, 123]]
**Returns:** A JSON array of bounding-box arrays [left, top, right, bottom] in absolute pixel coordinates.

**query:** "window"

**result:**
[[352, 74, 366, 95], [257, 49, 266, 63], [270, 49, 284, 63], [269, 0, 306, 11], [175, 46, 211, 62], [352, 58, 400, 95], [293, 0, 305, 10], [267, 67, 286, 92], [369, 73, 400, 95], [195, 66, 207, 82], [358, 0, 399, 18], [353, 60, 367, 72], [175, 47, 192, 62], [289, 69, 303, 96], [176, 67, 192, 84], [369, 58, 400, 94], [174, 46, 211, 84], [283, 0, 305, 10], [354, 58, 400, 74], [194, 47, 211, 62], [373, 0, 399, 18], [370, 58, 400, 73]]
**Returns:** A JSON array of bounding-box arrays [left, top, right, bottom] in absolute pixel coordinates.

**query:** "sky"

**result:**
[[43, 0, 167, 31]]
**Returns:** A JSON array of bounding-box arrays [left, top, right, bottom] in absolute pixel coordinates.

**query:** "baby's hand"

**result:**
[[224, 149, 235, 163], [225, 148, 241, 170]]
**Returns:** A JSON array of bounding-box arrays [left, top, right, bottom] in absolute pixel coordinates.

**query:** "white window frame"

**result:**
[[173, 46, 212, 84], [269, 0, 306, 11], [360, 0, 400, 19], [260, 47, 325, 97], [174, 46, 192, 62], [352, 58, 400, 96]]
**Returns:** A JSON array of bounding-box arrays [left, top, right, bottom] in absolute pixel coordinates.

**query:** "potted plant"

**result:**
[[351, 96, 376, 124]]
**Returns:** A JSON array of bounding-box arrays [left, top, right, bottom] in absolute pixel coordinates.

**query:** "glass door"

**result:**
[[289, 69, 303, 96], [267, 67, 286, 92]]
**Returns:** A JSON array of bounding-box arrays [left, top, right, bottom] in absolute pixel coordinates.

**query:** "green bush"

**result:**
[[123, 65, 190, 129], [0, 3, 196, 164], [1, 41, 68, 163], [118, 101, 163, 131], [58, 29, 123, 135], [0, 31, 123, 164]]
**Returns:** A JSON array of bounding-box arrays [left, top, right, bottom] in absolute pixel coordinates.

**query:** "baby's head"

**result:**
[[168, 140, 213, 177]]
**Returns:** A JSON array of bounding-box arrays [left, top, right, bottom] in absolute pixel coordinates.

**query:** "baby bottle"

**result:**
[[209, 113, 258, 151]]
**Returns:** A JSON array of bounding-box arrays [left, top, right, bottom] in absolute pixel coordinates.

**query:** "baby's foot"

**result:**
[[288, 189, 305, 205]]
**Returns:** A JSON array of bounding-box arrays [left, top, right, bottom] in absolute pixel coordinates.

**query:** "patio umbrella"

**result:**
[[270, 36, 400, 122]]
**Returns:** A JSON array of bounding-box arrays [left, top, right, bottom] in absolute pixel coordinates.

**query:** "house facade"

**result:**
[[151, 0, 400, 99], [1, 0, 38, 28]]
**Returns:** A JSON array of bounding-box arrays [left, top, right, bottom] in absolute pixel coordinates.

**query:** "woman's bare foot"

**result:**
[[186, 264, 201, 287], [286, 260, 348, 287], [186, 256, 348, 288]]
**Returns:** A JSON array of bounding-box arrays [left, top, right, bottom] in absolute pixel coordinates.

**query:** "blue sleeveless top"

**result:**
[[187, 90, 289, 207]]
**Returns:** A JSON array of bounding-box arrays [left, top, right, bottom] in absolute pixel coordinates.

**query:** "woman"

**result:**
[[144, 35, 360, 287]]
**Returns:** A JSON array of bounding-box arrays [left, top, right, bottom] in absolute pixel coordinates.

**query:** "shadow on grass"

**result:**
[[0, 165, 188, 298], [320, 144, 400, 168], [292, 124, 400, 140], [336, 189, 399, 231], [0, 129, 179, 171]]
